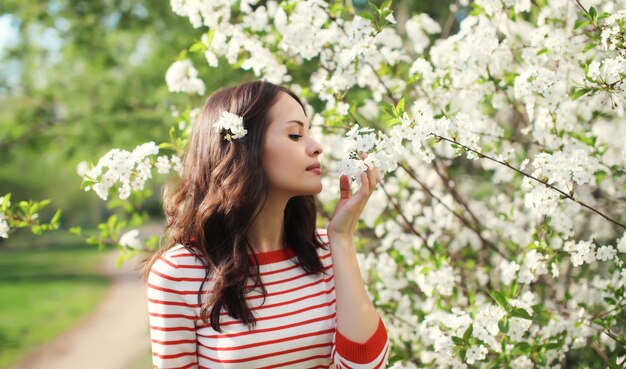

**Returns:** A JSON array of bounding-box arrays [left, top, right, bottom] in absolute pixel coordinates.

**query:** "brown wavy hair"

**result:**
[[141, 80, 326, 332]]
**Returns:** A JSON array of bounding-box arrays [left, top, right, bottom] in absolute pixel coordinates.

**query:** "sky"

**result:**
[[0, 14, 20, 56]]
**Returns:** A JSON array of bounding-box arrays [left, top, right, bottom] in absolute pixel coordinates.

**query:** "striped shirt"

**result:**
[[147, 229, 390, 369]]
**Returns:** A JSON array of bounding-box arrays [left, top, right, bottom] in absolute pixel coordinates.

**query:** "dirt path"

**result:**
[[10, 250, 152, 369]]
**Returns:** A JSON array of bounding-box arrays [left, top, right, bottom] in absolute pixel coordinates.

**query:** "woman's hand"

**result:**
[[327, 154, 380, 241]]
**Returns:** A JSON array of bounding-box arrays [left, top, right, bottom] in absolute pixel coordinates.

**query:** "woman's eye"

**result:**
[[288, 134, 303, 141]]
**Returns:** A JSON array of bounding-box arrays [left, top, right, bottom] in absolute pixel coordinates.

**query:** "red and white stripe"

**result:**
[[147, 230, 390, 369]]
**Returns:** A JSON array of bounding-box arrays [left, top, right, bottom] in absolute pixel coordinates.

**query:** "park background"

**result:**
[[1, 0, 625, 368]]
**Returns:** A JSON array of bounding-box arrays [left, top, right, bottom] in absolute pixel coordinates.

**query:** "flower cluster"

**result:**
[[214, 111, 247, 141], [0, 213, 8, 239], [165, 59, 205, 95], [80, 142, 160, 200], [119, 229, 143, 249]]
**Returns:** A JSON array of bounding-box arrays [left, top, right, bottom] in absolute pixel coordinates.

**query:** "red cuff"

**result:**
[[335, 316, 388, 364]]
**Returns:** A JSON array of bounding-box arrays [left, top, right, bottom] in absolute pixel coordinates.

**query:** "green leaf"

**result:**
[[189, 41, 205, 53], [31, 224, 41, 235], [515, 342, 532, 354], [572, 88, 591, 100], [589, 6, 597, 19], [50, 209, 62, 226], [396, 97, 405, 115], [451, 336, 464, 345], [574, 19, 590, 29], [368, 1, 380, 15], [498, 318, 509, 333], [531, 304, 551, 326], [510, 307, 533, 320], [488, 290, 509, 310], [176, 49, 188, 61], [544, 341, 563, 350], [206, 28, 216, 46], [568, 130, 596, 146], [384, 117, 401, 126], [463, 325, 473, 341], [469, 3, 484, 16], [583, 42, 596, 53], [1, 193, 10, 206], [536, 48, 548, 56], [158, 142, 175, 149], [604, 297, 617, 305], [69, 227, 82, 235], [386, 354, 406, 366]]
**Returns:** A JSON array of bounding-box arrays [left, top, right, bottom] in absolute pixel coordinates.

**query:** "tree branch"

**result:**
[[431, 134, 626, 230]]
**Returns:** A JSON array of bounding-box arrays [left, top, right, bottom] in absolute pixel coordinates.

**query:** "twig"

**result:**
[[431, 134, 626, 230], [398, 162, 507, 258], [590, 342, 610, 365], [440, 1, 460, 39], [378, 181, 434, 254]]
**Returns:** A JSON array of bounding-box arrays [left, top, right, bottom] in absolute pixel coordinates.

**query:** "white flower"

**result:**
[[510, 355, 534, 369], [76, 161, 90, 177], [336, 102, 350, 116], [356, 133, 377, 152], [155, 156, 171, 174], [119, 229, 142, 249], [0, 212, 9, 238], [618, 234, 626, 253], [165, 59, 205, 95], [214, 111, 247, 140], [588, 60, 601, 80], [338, 157, 368, 179], [564, 239, 597, 267], [170, 155, 183, 175], [465, 344, 488, 364], [500, 259, 520, 285], [596, 245, 617, 261], [508, 317, 532, 341], [82, 141, 159, 201], [518, 249, 548, 284]]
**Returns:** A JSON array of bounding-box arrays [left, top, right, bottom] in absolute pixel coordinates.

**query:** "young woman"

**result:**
[[144, 80, 390, 368]]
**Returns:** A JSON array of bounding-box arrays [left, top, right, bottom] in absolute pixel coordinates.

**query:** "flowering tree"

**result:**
[[4, 0, 626, 366]]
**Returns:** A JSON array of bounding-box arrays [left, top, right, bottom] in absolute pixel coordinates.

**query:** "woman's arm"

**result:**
[[329, 235, 380, 341], [326, 157, 390, 367]]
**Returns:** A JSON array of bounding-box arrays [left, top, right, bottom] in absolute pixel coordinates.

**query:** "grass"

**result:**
[[0, 235, 111, 368]]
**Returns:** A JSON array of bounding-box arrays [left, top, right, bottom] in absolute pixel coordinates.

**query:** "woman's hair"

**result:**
[[141, 80, 326, 332]]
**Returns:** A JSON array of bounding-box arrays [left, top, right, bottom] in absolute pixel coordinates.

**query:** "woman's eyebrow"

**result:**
[[284, 120, 311, 130]]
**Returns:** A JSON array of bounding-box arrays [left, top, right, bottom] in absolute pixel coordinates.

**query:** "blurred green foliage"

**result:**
[[0, 0, 454, 233], [0, 0, 221, 230]]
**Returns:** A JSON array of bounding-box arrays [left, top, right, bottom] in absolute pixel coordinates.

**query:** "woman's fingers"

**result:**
[[339, 174, 351, 200], [359, 152, 379, 194], [367, 165, 377, 193]]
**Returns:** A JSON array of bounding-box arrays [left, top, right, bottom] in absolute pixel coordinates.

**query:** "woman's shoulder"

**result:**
[[314, 228, 329, 244], [149, 244, 208, 279], [314, 228, 331, 257]]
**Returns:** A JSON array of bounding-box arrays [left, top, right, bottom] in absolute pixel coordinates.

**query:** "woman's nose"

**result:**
[[309, 138, 323, 156]]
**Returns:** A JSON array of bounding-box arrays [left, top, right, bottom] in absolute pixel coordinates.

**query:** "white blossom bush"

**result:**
[[82, 0, 626, 367]]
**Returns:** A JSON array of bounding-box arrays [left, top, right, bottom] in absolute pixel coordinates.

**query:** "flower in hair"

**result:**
[[214, 111, 247, 141]]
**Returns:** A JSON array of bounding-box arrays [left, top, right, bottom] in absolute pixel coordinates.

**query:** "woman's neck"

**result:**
[[248, 191, 289, 253]]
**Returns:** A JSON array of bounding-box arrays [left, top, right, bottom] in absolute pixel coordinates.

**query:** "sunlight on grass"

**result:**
[[0, 241, 110, 368]]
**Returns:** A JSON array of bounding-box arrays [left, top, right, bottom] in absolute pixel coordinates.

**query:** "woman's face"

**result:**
[[262, 92, 324, 198]]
